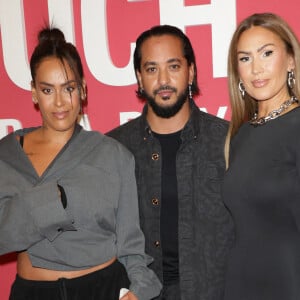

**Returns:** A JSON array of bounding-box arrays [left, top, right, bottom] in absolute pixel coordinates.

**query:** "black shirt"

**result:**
[[153, 130, 182, 285]]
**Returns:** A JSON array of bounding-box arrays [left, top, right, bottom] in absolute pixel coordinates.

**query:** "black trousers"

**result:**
[[9, 260, 130, 300]]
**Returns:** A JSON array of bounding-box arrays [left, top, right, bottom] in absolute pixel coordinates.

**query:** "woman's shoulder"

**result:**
[[266, 106, 300, 136], [281, 106, 300, 124], [80, 129, 133, 159]]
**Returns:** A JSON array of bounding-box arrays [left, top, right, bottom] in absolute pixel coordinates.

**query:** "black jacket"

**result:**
[[107, 99, 234, 300]]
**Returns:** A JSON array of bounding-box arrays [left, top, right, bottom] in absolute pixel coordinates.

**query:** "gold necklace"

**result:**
[[250, 96, 299, 126]]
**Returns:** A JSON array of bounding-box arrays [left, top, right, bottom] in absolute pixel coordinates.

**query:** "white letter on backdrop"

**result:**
[[81, 0, 136, 86], [0, 119, 22, 139], [0, 0, 75, 90], [159, 0, 236, 78], [48, 0, 75, 43], [0, 0, 30, 90], [200, 106, 228, 119], [120, 112, 141, 125]]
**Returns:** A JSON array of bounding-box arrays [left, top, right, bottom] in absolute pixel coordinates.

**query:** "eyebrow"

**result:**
[[237, 43, 275, 55], [38, 80, 77, 87], [142, 58, 182, 68]]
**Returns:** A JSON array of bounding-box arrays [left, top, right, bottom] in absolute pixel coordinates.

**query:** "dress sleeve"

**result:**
[[116, 152, 162, 300], [0, 179, 76, 255]]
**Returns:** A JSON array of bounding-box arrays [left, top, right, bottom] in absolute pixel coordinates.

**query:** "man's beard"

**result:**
[[142, 85, 189, 118]]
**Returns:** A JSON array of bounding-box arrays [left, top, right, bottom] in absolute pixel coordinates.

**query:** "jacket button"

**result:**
[[154, 240, 160, 247], [152, 153, 159, 160], [152, 198, 159, 206]]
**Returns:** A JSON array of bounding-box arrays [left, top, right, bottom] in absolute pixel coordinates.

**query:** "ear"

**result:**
[[287, 55, 295, 71], [188, 63, 195, 86], [136, 70, 143, 90], [81, 79, 87, 100], [31, 81, 38, 104]]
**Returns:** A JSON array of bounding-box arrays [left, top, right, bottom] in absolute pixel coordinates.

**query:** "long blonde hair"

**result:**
[[225, 13, 300, 168]]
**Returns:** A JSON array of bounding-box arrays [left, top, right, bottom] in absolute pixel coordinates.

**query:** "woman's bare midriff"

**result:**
[[17, 251, 117, 281]]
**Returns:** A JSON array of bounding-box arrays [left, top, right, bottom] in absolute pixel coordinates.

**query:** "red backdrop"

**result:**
[[1, 0, 299, 298]]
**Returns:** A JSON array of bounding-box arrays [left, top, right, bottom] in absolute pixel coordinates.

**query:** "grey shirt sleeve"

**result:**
[[0, 180, 76, 254], [116, 152, 162, 300]]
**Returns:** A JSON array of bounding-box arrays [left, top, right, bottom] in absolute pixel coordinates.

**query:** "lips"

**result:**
[[251, 79, 269, 88], [157, 90, 173, 99], [53, 111, 68, 119]]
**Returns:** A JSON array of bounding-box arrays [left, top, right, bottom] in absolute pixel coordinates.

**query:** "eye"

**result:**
[[42, 88, 52, 95], [145, 66, 156, 73], [169, 64, 180, 71], [238, 56, 250, 63], [62, 84, 77, 95], [263, 50, 273, 57], [65, 86, 75, 93]]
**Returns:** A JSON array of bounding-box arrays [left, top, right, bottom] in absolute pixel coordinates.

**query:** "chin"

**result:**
[[156, 97, 176, 106]]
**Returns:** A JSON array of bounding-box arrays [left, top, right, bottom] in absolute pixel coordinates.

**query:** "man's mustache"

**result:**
[[154, 85, 177, 95]]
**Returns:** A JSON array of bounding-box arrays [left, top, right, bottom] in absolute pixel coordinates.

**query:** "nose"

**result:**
[[251, 58, 263, 75], [158, 67, 170, 85], [54, 90, 64, 107]]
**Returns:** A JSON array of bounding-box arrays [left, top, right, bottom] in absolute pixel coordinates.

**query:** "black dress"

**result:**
[[223, 107, 300, 300]]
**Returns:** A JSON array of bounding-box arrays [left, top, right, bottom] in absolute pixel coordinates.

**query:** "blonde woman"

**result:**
[[223, 13, 300, 300]]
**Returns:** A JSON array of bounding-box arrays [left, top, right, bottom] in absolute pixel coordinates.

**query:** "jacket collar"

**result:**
[[0, 124, 102, 184]]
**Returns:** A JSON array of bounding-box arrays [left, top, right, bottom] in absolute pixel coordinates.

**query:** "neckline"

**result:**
[[250, 96, 299, 126], [152, 129, 182, 138], [248, 105, 300, 126]]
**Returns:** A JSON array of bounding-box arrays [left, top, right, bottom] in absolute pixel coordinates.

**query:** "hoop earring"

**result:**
[[238, 80, 245, 99], [288, 70, 295, 89], [138, 86, 144, 97], [188, 84, 193, 100]]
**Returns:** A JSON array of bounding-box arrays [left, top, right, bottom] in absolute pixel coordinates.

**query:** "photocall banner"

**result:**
[[0, 0, 299, 297]]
